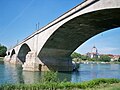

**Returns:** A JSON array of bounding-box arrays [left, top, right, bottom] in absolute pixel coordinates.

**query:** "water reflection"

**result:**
[[3, 62, 24, 84], [57, 72, 72, 82], [0, 62, 72, 84], [71, 71, 81, 82], [1, 62, 120, 84], [22, 71, 41, 84]]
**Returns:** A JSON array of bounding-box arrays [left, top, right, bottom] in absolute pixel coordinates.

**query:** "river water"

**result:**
[[0, 60, 120, 84]]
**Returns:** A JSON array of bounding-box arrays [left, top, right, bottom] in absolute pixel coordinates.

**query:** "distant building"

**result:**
[[86, 46, 100, 58], [107, 54, 120, 61], [100, 54, 120, 61]]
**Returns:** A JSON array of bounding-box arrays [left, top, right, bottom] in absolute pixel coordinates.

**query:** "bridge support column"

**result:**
[[10, 54, 22, 64], [40, 57, 74, 71], [4, 54, 22, 64], [4, 55, 11, 62], [22, 51, 41, 71]]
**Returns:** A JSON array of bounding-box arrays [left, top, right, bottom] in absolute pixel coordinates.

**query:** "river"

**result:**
[[0, 60, 120, 84]]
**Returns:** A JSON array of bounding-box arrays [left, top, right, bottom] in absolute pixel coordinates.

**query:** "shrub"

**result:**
[[40, 71, 60, 83]]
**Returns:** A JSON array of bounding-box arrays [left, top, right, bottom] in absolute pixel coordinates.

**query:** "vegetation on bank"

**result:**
[[71, 52, 120, 63], [96, 83, 120, 90], [0, 78, 120, 90], [0, 71, 120, 90], [0, 44, 7, 57]]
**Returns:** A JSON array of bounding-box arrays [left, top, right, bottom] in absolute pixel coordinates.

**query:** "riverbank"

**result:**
[[75, 60, 120, 64], [0, 78, 120, 90]]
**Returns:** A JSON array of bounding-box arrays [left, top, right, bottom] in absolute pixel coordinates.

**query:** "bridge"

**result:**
[[4, 0, 120, 71]]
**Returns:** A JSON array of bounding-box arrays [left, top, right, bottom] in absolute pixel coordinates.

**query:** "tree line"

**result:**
[[0, 44, 7, 57], [71, 52, 120, 62]]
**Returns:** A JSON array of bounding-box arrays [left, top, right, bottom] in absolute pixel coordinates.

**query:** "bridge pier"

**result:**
[[4, 54, 22, 64], [22, 51, 74, 71], [4, 55, 10, 62], [22, 51, 42, 71], [39, 57, 74, 71], [10, 54, 22, 64]]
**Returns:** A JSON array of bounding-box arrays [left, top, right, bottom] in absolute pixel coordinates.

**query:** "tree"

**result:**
[[81, 55, 87, 61], [99, 55, 111, 62], [71, 52, 81, 59], [0, 44, 7, 57]]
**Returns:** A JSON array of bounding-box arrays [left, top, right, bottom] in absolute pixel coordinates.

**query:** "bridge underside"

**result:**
[[38, 8, 120, 71]]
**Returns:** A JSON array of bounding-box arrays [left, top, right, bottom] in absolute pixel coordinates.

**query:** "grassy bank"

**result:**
[[0, 78, 120, 90], [96, 83, 120, 90]]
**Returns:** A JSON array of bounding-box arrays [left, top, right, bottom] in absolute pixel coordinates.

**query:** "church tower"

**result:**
[[91, 46, 98, 54], [91, 46, 99, 58]]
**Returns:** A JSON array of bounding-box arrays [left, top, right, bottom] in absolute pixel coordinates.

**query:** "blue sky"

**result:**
[[0, 0, 120, 55], [75, 28, 120, 55]]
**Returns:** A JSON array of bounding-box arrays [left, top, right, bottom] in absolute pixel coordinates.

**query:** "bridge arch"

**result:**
[[38, 8, 120, 61], [18, 43, 31, 63], [10, 49, 15, 58], [8, 52, 10, 56]]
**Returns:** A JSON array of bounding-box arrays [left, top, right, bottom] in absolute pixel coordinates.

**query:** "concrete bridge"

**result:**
[[4, 0, 120, 71]]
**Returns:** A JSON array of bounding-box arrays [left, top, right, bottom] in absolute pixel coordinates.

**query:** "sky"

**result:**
[[0, 0, 120, 55]]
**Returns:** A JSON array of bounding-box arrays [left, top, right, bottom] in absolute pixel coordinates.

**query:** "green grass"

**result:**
[[0, 78, 120, 90], [91, 83, 120, 90]]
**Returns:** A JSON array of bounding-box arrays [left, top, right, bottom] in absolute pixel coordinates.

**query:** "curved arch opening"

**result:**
[[18, 43, 31, 63], [8, 52, 10, 56], [10, 49, 15, 58], [75, 27, 120, 55]]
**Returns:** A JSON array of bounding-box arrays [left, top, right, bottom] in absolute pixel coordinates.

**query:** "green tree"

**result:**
[[71, 52, 81, 59], [99, 55, 111, 62], [81, 55, 87, 60], [0, 44, 7, 57]]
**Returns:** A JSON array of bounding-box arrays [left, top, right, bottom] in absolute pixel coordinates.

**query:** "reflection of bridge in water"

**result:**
[[4, 0, 120, 71], [2, 62, 72, 84], [3, 62, 24, 83]]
